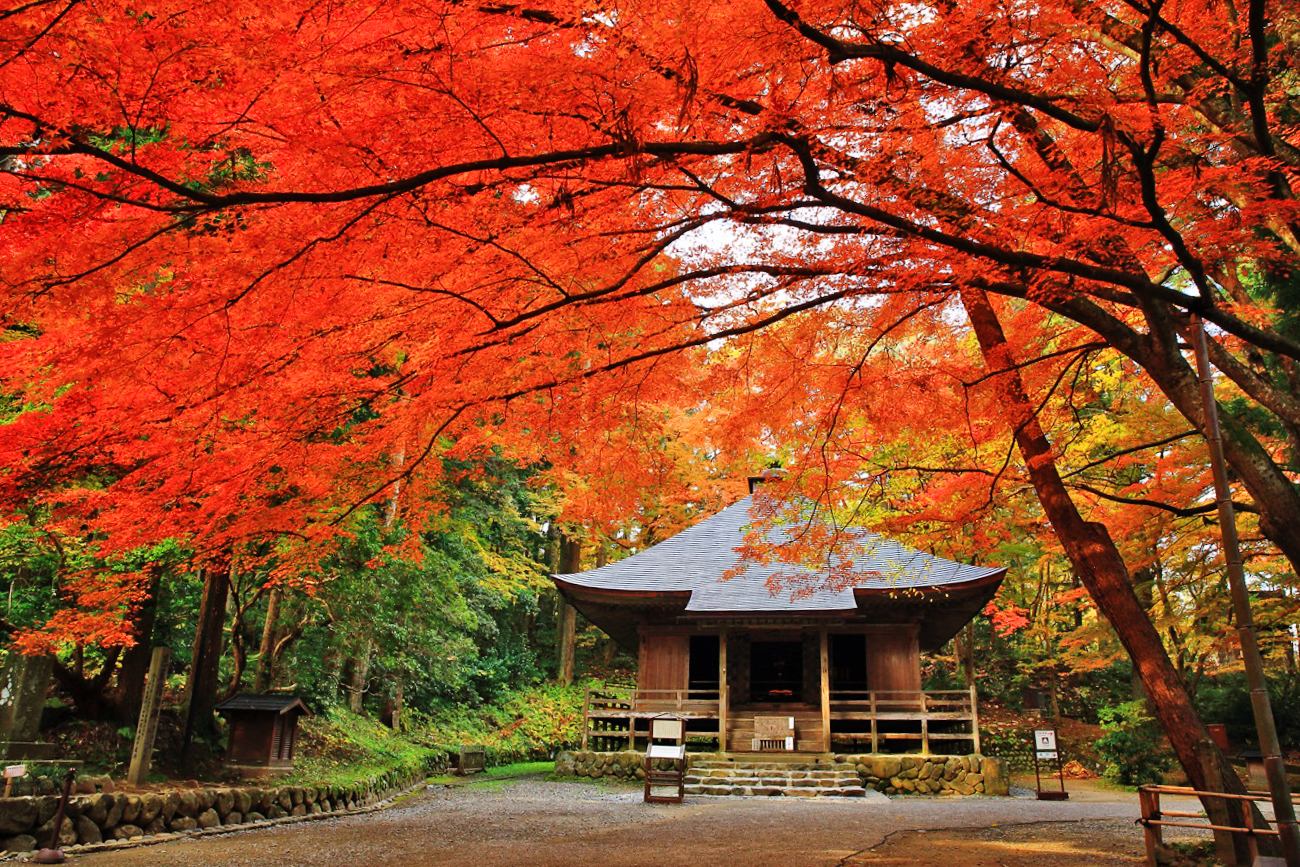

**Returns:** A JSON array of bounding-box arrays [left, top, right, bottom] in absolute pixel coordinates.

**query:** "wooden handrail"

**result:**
[[1138, 784, 1300, 865]]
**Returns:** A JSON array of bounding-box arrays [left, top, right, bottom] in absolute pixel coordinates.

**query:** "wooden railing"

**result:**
[[827, 687, 981, 754], [582, 686, 721, 751], [1138, 784, 1300, 866], [581, 684, 981, 754]]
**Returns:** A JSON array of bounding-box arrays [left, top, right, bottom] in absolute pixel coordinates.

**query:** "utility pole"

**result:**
[[1192, 316, 1300, 867]]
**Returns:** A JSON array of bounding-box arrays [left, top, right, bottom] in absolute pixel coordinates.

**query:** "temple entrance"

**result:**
[[749, 640, 803, 703], [688, 634, 720, 694]]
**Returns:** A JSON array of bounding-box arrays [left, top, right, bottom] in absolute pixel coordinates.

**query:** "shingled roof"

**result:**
[[553, 492, 1005, 648]]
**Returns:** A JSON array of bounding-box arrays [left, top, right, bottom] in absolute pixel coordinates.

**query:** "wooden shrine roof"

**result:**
[[554, 493, 1004, 615]]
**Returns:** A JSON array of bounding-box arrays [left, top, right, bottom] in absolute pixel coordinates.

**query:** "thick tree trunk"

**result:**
[[253, 586, 283, 693], [114, 568, 162, 724], [345, 640, 372, 713], [961, 288, 1265, 864], [556, 533, 582, 685], [181, 560, 231, 764]]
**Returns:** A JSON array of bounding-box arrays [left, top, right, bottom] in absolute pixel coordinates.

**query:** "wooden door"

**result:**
[[639, 632, 689, 696], [866, 627, 921, 693]]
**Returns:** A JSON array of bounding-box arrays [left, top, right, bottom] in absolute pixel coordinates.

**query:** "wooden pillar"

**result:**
[[718, 628, 729, 753], [127, 647, 170, 787], [970, 684, 982, 754], [819, 628, 831, 753]]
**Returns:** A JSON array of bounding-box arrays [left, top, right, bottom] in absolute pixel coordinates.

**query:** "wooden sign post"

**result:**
[[1032, 728, 1068, 800], [3, 764, 26, 798], [127, 647, 170, 787]]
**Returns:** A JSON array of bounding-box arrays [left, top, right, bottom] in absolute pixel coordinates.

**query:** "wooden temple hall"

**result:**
[[553, 477, 1007, 756]]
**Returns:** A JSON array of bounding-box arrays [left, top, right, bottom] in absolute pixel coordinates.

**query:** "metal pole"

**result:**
[[1191, 316, 1300, 867]]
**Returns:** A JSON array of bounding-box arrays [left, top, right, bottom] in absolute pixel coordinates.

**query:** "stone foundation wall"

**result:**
[[0, 757, 445, 856], [555, 751, 1010, 796], [555, 750, 660, 781], [845, 754, 1008, 796]]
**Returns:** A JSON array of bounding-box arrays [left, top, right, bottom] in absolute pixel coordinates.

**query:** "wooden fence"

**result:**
[[1138, 784, 1300, 866]]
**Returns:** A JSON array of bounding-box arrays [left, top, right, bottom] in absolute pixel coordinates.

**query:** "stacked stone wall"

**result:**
[[0, 755, 446, 857], [555, 751, 1009, 796]]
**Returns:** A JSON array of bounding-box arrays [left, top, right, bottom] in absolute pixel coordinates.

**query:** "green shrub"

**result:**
[[1095, 700, 1171, 785]]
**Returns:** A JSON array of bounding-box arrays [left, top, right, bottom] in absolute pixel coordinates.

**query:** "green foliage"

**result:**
[[283, 706, 439, 787], [416, 681, 587, 765], [1095, 701, 1172, 785], [1193, 670, 1300, 750]]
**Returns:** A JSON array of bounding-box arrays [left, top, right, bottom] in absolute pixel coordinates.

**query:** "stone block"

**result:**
[[215, 789, 235, 816], [225, 811, 242, 825], [233, 790, 252, 815], [176, 790, 199, 817], [138, 793, 163, 825], [74, 815, 102, 844], [122, 794, 142, 824], [2, 833, 36, 853], [0, 798, 38, 836], [113, 824, 144, 840], [168, 816, 197, 832], [145, 817, 166, 835], [245, 811, 265, 823], [161, 791, 181, 820], [196, 808, 219, 829], [979, 756, 1010, 796], [267, 805, 287, 819], [290, 804, 306, 816], [35, 815, 77, 847]]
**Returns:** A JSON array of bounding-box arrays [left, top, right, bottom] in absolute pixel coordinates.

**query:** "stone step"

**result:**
[[686, 776, 863, 789], [690, 761, 857, 771], [683, 784, 869, 798], [685, 767, 854, 780]]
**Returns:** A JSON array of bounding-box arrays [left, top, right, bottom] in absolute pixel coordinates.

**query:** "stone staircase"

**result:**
[[684, 758, 868, 798]]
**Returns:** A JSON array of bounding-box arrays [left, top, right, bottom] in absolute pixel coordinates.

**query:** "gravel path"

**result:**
[[67, 777, 1200, 867]]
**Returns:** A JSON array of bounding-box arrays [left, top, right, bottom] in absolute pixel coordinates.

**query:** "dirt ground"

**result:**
[[57, 775, 1205, 867]]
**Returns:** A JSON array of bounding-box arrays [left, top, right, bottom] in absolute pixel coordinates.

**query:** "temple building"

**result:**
[[553, 476, 1006, 755]]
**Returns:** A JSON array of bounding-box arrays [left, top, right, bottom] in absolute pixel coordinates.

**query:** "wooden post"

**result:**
[[127, 647, 171, 787], [581, 687, 591, 751], [718, 628, 729, 753], [970, 684, 982, 754], [870, 692, 878, 754], [921, 692, 930, 755], [1193, 317, 1300, 867], [819, 628, 830, 753], [1139, 787, 1163, 865]]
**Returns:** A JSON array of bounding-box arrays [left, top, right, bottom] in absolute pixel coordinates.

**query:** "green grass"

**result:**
[[280, 707, 439, 788], [427, 760, 554, 786]]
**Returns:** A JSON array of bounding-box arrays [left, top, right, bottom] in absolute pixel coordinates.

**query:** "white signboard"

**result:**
[[4, 765, 26, 778], [1034, 730, 1057, 751]]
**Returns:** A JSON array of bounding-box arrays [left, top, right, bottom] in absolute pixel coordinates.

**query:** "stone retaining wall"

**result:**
[[847, 754, 1008, 795], [0, 756, 445, 857], [555, 751, 1009, 796]]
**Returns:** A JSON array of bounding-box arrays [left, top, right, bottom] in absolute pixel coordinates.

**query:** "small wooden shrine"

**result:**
[[216, 693, 312, 776], [554, 476, 1006, 755]]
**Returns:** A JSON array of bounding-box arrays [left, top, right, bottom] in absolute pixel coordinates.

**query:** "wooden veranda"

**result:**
[[581, 683, 982, 755]]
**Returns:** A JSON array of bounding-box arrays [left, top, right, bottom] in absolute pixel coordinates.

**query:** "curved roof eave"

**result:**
[[552, 494, 1007, 614]]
